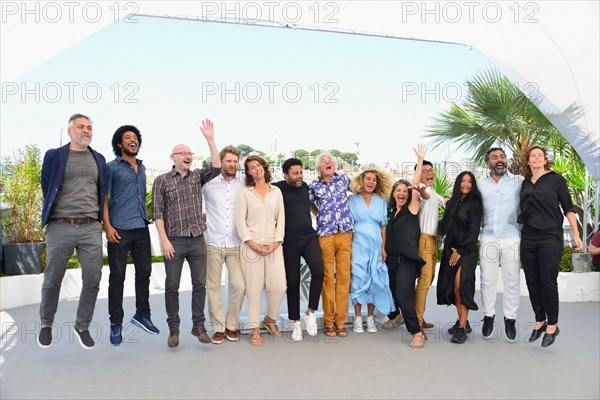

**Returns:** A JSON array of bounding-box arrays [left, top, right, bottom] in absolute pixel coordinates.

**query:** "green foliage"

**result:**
[[295, 149, 309, 158], [340, 152, 358, 164], [202, 157, 212, 169], [146, 185, 153, 221], [433, 167, 452, 198], [237, 144, 254, 156], [310, 150, 322, 157], [329, 149, 341, 158], [559, 246, 574, 272], [0, 145, 45, 243], [426, 69, 565, 175]]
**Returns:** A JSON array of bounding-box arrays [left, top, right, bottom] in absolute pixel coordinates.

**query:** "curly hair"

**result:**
[[520, 145, 554, 176], [111, 125, 141, 157], [244, 155, 272, 186], [350, 168, 392, 199]]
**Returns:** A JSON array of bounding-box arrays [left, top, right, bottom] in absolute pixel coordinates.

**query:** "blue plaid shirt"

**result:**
[[107, 157, 148, 230], [309, 173, 354, 237]]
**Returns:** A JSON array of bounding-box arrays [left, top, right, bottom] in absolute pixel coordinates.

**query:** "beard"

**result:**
[[122, 146, 138, 157], [491, 163, 507, 176]]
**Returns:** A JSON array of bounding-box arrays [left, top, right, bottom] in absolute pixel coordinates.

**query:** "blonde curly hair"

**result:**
[[350, 168, 392, 199]]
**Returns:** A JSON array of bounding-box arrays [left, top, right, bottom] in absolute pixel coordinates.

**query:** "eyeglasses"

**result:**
[[422, 169, 434, 173], [172, 152, 194, 157]]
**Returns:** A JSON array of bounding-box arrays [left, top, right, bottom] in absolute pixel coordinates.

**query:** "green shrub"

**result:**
[[559, 246, 574, 272]]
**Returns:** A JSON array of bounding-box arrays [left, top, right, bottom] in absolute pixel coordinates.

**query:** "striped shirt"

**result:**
[[152, 165, 220, 238], [419, 186, 445, 236]]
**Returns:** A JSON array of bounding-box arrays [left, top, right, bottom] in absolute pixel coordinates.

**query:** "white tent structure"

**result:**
[[2, 1, 598, 227]]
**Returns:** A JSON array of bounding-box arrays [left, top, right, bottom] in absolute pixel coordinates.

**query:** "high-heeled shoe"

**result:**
[[528, 321, 548, 342], [541, 326, 560, 348]]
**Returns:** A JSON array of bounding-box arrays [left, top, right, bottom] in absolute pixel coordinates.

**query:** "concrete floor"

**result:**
[[1, 289, 598, 400]]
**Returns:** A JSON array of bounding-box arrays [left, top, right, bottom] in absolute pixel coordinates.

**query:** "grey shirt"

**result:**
[[51, 149, 99, 219]]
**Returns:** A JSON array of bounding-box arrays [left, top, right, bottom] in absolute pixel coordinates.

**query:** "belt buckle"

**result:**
[[70, 218, 79, 228]]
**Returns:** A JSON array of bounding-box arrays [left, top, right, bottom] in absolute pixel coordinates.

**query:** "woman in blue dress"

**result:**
[[349, 168, 394, 334]]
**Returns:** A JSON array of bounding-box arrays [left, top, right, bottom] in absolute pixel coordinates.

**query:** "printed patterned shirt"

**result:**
[[107, 157, 148, 230], [309, 173, 354, 237], [152, 165, 221, 238]]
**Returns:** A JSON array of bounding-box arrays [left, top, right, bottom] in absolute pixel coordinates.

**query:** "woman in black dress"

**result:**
[[437, 171, 482, 344], [519, 146, 582, 348]]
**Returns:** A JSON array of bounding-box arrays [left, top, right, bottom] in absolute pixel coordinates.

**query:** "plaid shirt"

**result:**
[[152, 165, 220, 238]]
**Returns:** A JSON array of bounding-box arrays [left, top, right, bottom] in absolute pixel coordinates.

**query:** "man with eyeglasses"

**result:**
[[152, 119, 221, 348], [414, 161, 445, 331]]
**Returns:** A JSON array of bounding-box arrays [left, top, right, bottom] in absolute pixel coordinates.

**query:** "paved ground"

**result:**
[[1, 289, 598, 400]]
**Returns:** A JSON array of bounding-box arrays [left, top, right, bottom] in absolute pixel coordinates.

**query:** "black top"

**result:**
[[439, 194, 482, 255], [273, 180, 316, 241], [518, 171, 575, 240], [385, 206, 424, 266]]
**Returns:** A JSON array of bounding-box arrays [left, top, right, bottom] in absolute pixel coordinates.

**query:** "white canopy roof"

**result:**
[[2, 1, 598, 178]]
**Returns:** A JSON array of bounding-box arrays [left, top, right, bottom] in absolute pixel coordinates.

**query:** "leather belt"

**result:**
[[51, 217, 98, 226]]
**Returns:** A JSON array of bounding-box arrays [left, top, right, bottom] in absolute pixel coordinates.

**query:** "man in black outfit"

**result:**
[[273, 158, 324, 342]]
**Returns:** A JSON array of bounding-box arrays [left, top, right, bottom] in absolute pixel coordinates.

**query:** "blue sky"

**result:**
[[1, 16, 495, 170]]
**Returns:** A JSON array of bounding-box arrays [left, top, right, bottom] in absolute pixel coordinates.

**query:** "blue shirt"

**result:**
[[107, 157, 148, 230], [309, 173, 354, 237], [478, 172, 524, 238]]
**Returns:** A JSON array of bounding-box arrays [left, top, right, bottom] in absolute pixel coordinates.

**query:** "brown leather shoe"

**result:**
[[167, 330, 179, 348], [211, 331, 225, 344], [191, 327, 211, 344], [421, 320, 434, 329], [225, 329, 239, 342]]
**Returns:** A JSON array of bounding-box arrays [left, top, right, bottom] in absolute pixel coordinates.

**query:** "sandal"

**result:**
[[410, 332, 425, 348], [250, 332, 264, 346], [263, 316, 282, 337], [383, 315, 405, 329], [335, 325, 348, 337], [324, 325, 337, 337]]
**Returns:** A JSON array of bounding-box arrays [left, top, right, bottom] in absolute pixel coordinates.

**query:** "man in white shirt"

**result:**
[[415, 160, 445, 330], [478, 147, 524, 342], [202, 146, 246, 344]]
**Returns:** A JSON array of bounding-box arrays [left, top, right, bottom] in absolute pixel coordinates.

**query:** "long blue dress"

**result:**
[[349, 193, 394, 314]]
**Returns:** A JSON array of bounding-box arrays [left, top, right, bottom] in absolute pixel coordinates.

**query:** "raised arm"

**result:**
[[200, 118, 221, 168], [408, 143, 427, 214]]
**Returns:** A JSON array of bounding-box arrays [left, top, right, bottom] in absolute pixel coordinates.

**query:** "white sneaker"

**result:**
[[303, 312, 318, 337], [353, 316, 364, 333], [291, 321, 303, 342], [366, 315, 377, 333]]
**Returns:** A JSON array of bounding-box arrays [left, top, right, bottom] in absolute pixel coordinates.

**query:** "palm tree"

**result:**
[[426, 69, 563, 175]]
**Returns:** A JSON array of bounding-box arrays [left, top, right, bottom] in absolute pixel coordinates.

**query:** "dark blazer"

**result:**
[[41, 143, 108, 227]]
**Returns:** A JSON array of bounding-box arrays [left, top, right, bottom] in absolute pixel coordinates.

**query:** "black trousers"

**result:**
[[282, 235, 324, 321], [520, 235, 563, 325], [386, 255, 420, 335], [108, 227, 152, 324]]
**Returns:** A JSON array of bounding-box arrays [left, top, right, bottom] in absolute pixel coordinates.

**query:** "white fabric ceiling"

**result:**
[[2, 1, 598, 178]]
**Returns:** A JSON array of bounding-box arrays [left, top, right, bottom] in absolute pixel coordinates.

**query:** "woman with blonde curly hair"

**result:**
[[348, 167, 395, 333]]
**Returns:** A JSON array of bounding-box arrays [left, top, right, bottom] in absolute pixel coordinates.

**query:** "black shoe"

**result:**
[[504, 317, 517, 342], [73, 327, 95, 350], [528, 321, 548, 342], [541, 326, 560, 348], [448, 320, 472, 335], [482, 315, 495, 339], [451, 326, 468, 344], [38, 326, 52, 348]]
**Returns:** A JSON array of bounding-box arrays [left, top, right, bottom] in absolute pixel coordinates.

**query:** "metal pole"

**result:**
[[583, 169, 589, 251]]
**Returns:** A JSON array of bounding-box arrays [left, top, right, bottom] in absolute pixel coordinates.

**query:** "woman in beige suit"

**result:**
[[236, 155, 286, 346]]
